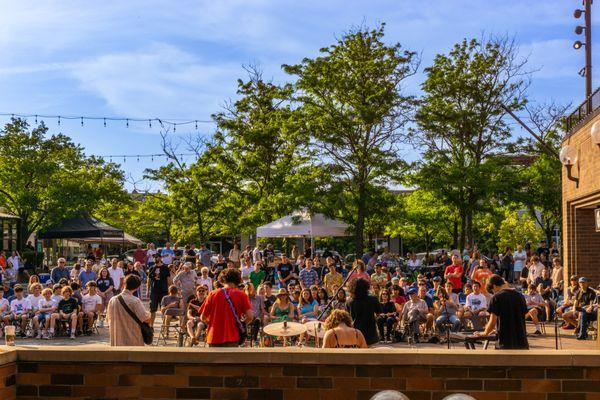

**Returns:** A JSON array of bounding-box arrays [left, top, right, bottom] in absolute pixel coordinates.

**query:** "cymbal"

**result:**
[[263, 321, 307, 337], [304, 320, 326, 338]]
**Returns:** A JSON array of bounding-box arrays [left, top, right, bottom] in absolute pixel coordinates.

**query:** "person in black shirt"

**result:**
[[474, 275, 528, 349], [210, 254, 228, 279], [148, 258, 170, 326], [574, 277, 597, 340], [536, 240, 550, 259], [276, 256, 296, 288], [377, 289, 397, 343], [347, 278, 382, 346], [50, 286, 79, 339]]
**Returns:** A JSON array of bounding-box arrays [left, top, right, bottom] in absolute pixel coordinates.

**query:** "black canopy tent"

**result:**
[[38, 214, 125, 262]]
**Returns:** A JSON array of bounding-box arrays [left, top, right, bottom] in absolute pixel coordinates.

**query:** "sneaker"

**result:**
[[36, 332, 42, 339], [70, 333, 76, 340], [533, 330, 542, 335], [43, 332, 52, 340]]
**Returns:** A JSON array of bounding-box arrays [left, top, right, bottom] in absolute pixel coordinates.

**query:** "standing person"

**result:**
[[550, 258, 564, 297], [108, 259, 125, 294], [50, 258, 70, 285], [527, 255, 545, 284], [347, 260, 371, 285], [78, 260, 97, 288], [106, 275, 151, 346], [249, 262, 266, 290], [133, 244, 147, 265], [196, 267, 213, 291], [96, 267, 114, 327], [198, 244, 212, 267], [7, 251, 23, 280], [500, 247, 513, 283], [291, 245, 300, 261], [323, 259, 343, 297], [471, 259, 493, 293], [298, 259, 319, 290], [145, 243, 157, 268], [161, 243, 175, 265], [275, 255, 295, 289], [513, 245, 527, 283], [347, 278, 382, 346], [474, 275, 528, 349], [444, 256, 463, 293], [173, 262, 197, 305], [147, 256, 170, 326], [252, 244, 262, 265], [199, 268, 253, 347], [228, 244, 241, 267]]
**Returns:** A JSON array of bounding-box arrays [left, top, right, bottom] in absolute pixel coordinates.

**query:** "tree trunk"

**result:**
[[355, 184, 366, 257], [466, 209, 473, 249], [452, 218, 458, 249], [459, 210, 466, 252]]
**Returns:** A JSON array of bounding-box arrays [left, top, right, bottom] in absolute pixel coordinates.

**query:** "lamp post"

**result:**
[[574, 0, 593, 106]]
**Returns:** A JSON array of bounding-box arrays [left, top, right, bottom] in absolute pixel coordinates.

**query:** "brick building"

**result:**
[[562, 99, 600, 286]]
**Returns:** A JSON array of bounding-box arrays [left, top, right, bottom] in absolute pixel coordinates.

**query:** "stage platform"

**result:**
[[1, 345, 599, 400]]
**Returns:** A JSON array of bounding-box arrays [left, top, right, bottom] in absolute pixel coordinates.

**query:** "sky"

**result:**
[[0, 0, 596, 190]]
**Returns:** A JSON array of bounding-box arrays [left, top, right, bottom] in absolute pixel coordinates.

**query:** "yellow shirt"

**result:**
[[324, 271, 343, 296]]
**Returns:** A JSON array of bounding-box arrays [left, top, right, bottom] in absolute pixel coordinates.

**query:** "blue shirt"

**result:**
[[299, 300, 318, 317], [78, 270, 97, 287], [199, 249, 212, 266], [298, 268, 319, 289], [51, 267, 71, 283]]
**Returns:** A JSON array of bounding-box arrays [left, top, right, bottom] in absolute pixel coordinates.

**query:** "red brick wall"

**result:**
[[573, 208, 600, 285], [0, 362, 16, 400], [13, 362, 600, 400]]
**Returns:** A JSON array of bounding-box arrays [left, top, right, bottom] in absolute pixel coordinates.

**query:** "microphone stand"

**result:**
[[317, 263, 358, 321]]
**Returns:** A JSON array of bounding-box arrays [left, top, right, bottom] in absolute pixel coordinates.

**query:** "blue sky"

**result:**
[[0, 0, 595, 190]]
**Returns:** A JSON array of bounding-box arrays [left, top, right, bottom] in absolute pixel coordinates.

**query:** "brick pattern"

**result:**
[[11, 362, 600, 400], [0, 362, 16, 400], [562, 114, 600, 290]]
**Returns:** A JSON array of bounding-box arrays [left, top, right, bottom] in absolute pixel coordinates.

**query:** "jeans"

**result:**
[[377, 316, 395, 339], [577, 309, 597, 339], [436, 314, 461, 334]]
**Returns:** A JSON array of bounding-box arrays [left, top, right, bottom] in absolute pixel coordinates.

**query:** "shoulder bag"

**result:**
[[222, 288, 247, 345], [117, 295, 154, 345]]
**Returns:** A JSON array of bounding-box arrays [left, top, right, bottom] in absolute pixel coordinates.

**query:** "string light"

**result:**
[[0, 112, 214, 130]]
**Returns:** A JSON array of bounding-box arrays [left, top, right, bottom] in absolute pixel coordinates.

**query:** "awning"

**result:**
[[37, 213, 123, 239], [256, 211, 350, 238]]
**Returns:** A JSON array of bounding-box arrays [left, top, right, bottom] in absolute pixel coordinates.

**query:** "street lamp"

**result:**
[[573, 1, 592, 101], [560, 145, 580, 187]]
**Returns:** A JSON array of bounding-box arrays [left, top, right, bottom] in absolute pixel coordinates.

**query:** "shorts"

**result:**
[[150, 291, 166, 313], [37, 313, 52, 325]]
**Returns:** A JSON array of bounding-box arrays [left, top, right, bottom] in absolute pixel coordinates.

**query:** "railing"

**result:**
[[566, 86, 600, 133]]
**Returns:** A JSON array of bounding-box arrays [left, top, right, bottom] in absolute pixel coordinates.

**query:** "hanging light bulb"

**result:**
[[126, 119, 129, 128], [149, 119, 152, 128], [137, 155, 139, 162], [151, 155, 154, 162], [81, 117, 84, 127], [58, 116, 61, 126], [103, 118, 107, 127], [173, 123, 176, 132], [35, 115, 38, 124], [195, 120, 198, 130], [109, 156, 112, 162], [123, 156, 126, 163]]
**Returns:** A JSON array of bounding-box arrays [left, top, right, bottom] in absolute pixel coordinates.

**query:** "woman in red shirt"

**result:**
[[199, 268, 252, 347]]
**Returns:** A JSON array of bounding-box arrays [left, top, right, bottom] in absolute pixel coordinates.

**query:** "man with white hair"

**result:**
[[173, 262, 197, 305], [50, 258, 70, 284]]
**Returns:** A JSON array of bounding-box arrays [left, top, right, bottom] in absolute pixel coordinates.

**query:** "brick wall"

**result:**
[[10, 361, 600, 400], [0, 361, 16, 400], [562, 112, 600, 288]]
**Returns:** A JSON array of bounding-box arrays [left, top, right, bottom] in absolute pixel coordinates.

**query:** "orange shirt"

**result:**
[[199, 288, 251, 345], [0, 255, 5, 268], [472, 268, 493, 290]]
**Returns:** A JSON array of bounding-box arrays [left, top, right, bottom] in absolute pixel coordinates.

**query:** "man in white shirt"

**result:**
[[80, 282, 103, 334], [4, 285, 31, 337], [161, 243, 175, 265], [463, 281, 488, 330], [108, 259, 125, 293], [7, 251, 21, 271], [407, 253, 422, 271]]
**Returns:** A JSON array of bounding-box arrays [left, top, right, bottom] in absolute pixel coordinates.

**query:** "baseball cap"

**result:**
[[570, 275, 578, 281], [432, 276, 442, 282], [407, 288, 418, 295], [579, 277, 591, 283]]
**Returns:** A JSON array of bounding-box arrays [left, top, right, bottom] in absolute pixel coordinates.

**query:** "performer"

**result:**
[[474, 275, 528, 349]]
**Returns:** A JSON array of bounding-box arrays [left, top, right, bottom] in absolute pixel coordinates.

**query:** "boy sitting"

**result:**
[[80, 282, 102, 334], [35, 288, 57, 339], [3, 285, 31, 337], [50, 286, 79, 339]]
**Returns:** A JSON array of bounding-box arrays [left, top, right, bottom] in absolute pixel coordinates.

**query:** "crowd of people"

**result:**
[[0, 239, 596, 348]]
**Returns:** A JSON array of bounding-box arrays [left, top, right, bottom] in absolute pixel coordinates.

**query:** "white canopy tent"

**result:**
[[257, 211, 350, 252]]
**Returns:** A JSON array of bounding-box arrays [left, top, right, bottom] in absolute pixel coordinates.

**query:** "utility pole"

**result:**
[[574, 0, 593, 106]]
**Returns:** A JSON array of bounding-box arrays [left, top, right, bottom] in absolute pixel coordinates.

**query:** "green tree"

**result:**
[[497, 210, 543, 250], [284, 24, 417, 255], [0, 118, 126, 247], [212, 67, 312, 235], [386, 190, 454, 253], [412, 37, 528, 250]]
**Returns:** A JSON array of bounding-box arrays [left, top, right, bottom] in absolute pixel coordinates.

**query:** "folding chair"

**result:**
[[155, 308, 185, 346]]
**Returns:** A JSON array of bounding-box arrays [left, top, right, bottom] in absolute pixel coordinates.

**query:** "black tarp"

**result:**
[[37, 214, 123, 239]]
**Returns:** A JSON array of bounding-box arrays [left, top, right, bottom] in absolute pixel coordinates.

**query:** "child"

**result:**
[[51, 284, 63, 305], [4, 285, 31, 337], [50, 286, 79, 339], [35, 288, 56, 339], [80, 282, 102, 334]]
